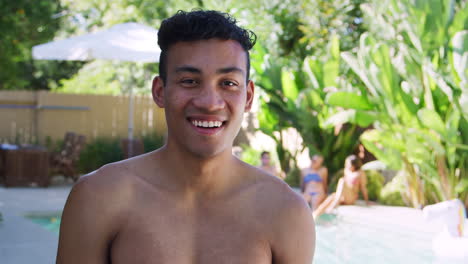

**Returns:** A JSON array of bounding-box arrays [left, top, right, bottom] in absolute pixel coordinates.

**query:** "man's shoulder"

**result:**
[[242, 164, 314, 247], [242, 163, 307, 214], [69, 168, 123, 210], [71, 154, 151, 204]]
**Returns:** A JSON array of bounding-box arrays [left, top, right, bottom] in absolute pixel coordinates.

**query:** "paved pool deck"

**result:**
[[0, 183, 72, 264], [0, 184, 452, 264]]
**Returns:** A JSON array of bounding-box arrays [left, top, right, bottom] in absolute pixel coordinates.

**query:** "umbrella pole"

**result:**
[[127, 85, 134, 158]]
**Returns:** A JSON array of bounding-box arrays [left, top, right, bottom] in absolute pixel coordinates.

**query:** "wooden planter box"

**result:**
[[0, 147, 50, 187]]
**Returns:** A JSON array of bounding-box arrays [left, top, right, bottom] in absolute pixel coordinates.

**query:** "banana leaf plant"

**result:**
[[326, 0, 468, 207], [252, 37, 362, 184]]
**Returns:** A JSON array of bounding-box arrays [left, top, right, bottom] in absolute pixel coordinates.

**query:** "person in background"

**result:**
[[301, 154, 328, 209], [258, 151, 286, 180], [313, 155, 369, 219]]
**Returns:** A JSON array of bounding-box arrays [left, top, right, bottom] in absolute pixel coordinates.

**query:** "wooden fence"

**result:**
[[0, 91, 166, 144]]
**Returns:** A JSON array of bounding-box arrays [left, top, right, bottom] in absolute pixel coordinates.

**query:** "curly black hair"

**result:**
[[157, 10, 257, 83]]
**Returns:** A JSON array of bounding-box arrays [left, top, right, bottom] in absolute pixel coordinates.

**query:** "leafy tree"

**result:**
[[264, 0, 368, 64], [250, 0, 370, 184], [252, 39, 362, 183], [0, 0, 83, 90]]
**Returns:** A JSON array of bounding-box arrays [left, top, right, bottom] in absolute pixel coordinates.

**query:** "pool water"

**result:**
[[28, 213, 465, 263], [27, 214, 61, 234], [314, 214, 465, 264]]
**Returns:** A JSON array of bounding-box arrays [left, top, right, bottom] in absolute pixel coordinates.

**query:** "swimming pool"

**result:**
[[27, 212, 465, 263], [315, 214, 432, 263], [27, 213, 61, 235]]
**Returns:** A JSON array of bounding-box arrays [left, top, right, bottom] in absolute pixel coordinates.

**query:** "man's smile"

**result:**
[[190, 119, 223, 128], [187, 117, 227, 135]]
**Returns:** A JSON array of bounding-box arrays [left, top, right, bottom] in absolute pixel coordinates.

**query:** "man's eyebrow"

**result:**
[[175, 66, 201, 74], [174, 66, 245, 75], [217, 67, 245, 75]]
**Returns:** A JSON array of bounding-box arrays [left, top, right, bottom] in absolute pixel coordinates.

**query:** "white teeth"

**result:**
[[191, 120, 223, 128]]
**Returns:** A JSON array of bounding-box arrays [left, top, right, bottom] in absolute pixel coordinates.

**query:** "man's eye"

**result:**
[[222, 80, 238, 87], [180, 79, 198, 86]]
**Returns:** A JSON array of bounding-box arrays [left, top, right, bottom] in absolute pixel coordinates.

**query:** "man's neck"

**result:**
[[154, 144, 238, 196]]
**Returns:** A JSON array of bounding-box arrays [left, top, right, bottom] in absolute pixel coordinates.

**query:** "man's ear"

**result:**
[[152, 76, 165, 108], [244, 80, 255, 112]]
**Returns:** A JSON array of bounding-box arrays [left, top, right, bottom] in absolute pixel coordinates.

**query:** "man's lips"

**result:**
[[187, 117, 227, 135]]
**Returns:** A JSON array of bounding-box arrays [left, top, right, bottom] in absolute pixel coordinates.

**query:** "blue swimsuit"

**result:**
[[303, 173, 322, 196], [304, 173, 322, 184]]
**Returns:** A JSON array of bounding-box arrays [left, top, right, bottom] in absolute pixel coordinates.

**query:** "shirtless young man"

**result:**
[[312, 155, 368, 219], [56, 10, 315, 264]]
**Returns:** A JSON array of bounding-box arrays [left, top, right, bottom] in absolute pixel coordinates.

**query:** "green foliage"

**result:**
[[77, 134, 164, 174], [253, 39, 362, 182], [239, 144, 262, 166], [284, 166, 301, 188], [264, 0, 368, 62], [364, 170, 385, 201], [328, 170, 343, 193], [55, 60, 158, 95], [379, 172, 407, 206], [44, 136, 63, 153], [141, 133, 165, 152], [0, 0, 84, 90], [328, 0, 468, 207], [78, 137, 124, 174]]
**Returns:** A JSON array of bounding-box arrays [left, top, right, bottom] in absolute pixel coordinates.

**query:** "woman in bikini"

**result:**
[[301, 155, 328, 210], [313, 155, 369, 219]]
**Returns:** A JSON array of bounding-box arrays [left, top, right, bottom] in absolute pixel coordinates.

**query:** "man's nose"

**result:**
[[192, 84, 225, 111]]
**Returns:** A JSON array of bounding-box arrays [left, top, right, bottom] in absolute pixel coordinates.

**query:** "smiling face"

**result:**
[[152, 39, 254, 159]]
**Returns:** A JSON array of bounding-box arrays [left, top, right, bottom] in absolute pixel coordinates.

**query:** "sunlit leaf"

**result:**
[[323, 109, 355, 128], [451, 31, 468, 84], [417, 108, 447, 137], [326, 91, 374, 110], [281, 70, 298, 101]]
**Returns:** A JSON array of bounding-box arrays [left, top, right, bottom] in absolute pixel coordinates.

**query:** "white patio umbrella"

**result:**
[[32, 22, 160, 156]]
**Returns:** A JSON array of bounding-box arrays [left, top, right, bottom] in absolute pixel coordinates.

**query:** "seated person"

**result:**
[[301, 155, 328, 210], [258, 151, 285, 179], [313, 155, 369, 219]]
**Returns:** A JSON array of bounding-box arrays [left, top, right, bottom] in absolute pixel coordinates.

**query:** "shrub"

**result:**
[[364, 170, 385, 201], [239, 144, 262, 166], [285, 166, 301, 188], [44, 136, 63, 153], [379, 172, 407, 206], [141, 133, 165, 152], [328, 169, 343, 193], [78, 137, 124, 174]]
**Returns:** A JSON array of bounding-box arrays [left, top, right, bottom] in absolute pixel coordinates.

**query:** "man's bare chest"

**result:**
[[109, 201, 272, 264]]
